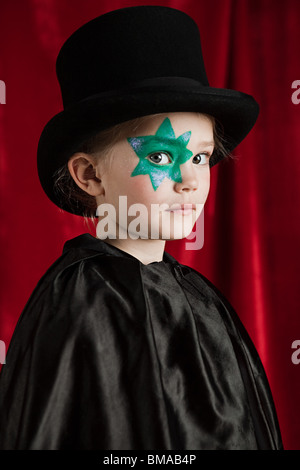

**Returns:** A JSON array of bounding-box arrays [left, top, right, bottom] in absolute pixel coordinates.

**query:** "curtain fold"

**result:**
[[0, 0, 299, 449]]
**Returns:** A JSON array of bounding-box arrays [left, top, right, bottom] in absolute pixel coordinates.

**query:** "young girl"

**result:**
[[0, 6, 283, 450]]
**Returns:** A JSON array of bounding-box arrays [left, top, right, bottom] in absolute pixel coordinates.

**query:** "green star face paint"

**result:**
[[127, 117, 193, 191]]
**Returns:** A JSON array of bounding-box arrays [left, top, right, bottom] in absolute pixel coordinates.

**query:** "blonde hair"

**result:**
[[53, 113, 229, 218]]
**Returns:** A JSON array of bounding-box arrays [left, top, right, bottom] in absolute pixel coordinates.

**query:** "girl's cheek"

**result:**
[[128, 174, 155, 195]]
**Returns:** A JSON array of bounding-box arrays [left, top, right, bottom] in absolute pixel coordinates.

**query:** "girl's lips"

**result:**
[[165, 204, 196, 215]]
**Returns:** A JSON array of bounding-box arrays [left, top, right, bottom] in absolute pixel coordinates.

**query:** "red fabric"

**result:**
[[0, 0, 299, 449]]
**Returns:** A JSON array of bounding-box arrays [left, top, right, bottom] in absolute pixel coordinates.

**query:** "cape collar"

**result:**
[[62, 233, 178, 265]]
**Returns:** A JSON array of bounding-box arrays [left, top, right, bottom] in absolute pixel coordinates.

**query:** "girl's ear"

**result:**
[[68, 153, 104, 196]]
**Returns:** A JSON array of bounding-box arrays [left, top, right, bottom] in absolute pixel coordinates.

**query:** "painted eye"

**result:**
[[147, 152, 171, 165], [193, 153, 211, 165]]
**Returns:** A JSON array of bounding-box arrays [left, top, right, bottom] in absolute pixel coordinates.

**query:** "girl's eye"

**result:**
[[147, 152, 171, 165], [193, 153, 211, 165]]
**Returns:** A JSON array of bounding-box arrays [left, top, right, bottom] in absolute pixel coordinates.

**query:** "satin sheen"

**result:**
[[0, 234, 283, 450]]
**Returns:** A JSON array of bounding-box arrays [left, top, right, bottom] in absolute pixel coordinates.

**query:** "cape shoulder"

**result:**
[[7, 247, 146, 351], [0, 249, 149, 449]]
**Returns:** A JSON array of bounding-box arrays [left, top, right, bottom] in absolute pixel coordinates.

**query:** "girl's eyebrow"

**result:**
[[151, 138, 215, 149], [198, 140, 215, 147]]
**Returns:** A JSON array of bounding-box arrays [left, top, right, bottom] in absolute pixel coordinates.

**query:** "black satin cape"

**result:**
[[0, 234, 283, 450]]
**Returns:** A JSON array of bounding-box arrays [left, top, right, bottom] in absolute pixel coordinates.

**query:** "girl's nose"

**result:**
[[173, 162, 199, 193]]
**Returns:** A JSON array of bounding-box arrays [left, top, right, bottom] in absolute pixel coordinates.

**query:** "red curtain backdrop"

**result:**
[[0, 0, 300, 450]]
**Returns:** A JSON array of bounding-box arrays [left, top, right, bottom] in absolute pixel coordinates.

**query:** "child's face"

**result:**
[[95, 112, 213, 240]]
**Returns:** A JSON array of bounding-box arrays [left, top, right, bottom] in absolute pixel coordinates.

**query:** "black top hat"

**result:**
[[37, 6, 259, 216]]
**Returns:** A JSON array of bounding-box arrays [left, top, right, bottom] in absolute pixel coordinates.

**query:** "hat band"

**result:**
[[64, 76, 208, 109]]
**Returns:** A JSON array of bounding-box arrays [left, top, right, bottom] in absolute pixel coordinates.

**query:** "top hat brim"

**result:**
[[37, 78, 259, 216]]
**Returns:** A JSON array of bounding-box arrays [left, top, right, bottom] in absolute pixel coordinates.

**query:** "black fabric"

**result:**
[[0, 234, 283, 450]]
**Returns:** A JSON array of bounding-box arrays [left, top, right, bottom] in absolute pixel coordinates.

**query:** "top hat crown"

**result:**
[[56, 6, 210, 109]]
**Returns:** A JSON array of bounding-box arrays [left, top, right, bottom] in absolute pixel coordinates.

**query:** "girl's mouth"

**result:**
[[166, 204, 196, 215]]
